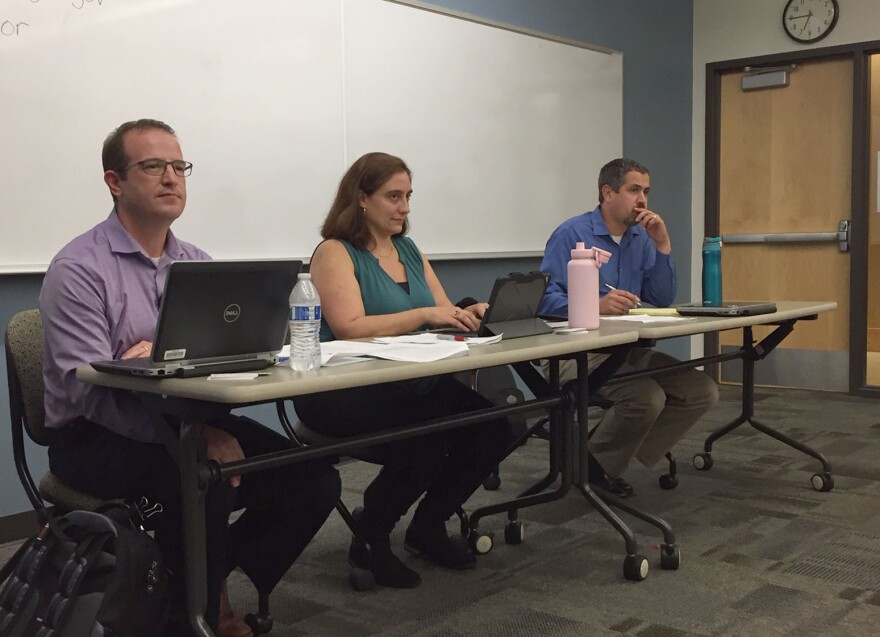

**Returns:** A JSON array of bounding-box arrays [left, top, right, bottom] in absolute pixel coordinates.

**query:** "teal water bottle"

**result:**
[[702, 236, 722, 307]]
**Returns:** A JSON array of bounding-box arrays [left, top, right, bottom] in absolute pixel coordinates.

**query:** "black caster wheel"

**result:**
[[623, 554, 649, 582], [504, 520, 524, 545], [659, 543, 681, 570], [349, 567, 376, 591], [811, 472, 834, 492], [244, 612, 274, 635], [693, 452, 714, 471], [469, 530, 494, 555], [659, 474, 679, 490], [482, 473, 501, 491]]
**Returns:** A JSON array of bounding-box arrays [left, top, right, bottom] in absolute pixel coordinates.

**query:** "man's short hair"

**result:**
[[102, 119, 177, 203], [598, 158, 649, 204], [102, 119, 176, 173]]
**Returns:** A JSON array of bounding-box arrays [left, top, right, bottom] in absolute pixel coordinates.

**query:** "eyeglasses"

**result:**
[[119, 158, 193, 177]]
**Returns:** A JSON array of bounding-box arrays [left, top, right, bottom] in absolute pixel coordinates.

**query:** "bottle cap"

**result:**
[[298, 272, 311, 280], [571, 241, 592, 259], [571, 243, 612, 266]]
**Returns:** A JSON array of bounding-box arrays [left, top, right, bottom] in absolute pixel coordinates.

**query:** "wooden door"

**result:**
[[868, 54, 880, 385], [718, 58, 851, 391]]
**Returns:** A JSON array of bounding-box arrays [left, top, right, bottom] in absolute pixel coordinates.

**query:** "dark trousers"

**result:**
[[293, 376, 511, 543], [49, 415, 340, 631]]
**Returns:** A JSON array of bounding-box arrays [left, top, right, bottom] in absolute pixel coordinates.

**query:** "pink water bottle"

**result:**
[[568, 242, 611, 329]]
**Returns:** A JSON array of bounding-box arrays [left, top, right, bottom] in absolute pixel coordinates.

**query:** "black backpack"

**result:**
[[0, 504, 170, 637]]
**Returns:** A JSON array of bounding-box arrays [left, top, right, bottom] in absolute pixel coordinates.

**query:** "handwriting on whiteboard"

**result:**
[[1, 20, 28, 37], [2, 0, 105, 39], [71, 0, 105, 10]]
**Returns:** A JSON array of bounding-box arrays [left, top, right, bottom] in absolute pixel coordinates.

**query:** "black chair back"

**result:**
[[6, 309, 104, 518], [5, 309, 52, 512]]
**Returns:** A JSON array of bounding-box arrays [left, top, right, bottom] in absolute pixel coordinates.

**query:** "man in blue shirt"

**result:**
[[539, 158, 718, 497]]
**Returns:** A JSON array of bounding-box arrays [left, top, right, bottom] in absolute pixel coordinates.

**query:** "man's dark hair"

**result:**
[[102, 119, 177, 203], [598, 158, 649, 204]]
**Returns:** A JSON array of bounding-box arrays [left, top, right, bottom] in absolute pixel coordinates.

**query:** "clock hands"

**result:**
[[788, 10, 813, 36]]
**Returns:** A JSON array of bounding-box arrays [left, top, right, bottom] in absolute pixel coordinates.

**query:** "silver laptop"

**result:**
[[91, 259, 301, 377], [675, 301, 777, 317]]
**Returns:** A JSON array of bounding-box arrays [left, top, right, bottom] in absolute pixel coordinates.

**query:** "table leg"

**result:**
[[572, 351, 681, 579], [697, 324, 835, 491], [179, 418, 215, 637]]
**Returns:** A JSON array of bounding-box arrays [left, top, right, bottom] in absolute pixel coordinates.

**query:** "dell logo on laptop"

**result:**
[[223, 304, 241, 323]]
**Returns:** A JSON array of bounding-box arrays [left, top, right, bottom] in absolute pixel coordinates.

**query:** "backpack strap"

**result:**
[[37, 523, 116, 637], [0, 524, 58, 637], [0, 535, 36, 587]]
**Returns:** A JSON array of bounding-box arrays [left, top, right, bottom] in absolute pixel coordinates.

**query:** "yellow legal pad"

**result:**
[[628, 308, 681, 316]]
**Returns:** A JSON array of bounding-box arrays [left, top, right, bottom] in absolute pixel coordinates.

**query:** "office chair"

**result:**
[[457, 365, 529, 491], [275, 400, 494, 591], [7, 310, 276, 635], [5, 309, 104, 522]]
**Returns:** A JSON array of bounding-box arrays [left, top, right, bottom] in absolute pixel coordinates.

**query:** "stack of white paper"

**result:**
[[321, 338, 469, 364], [373, 334, 502, 346]]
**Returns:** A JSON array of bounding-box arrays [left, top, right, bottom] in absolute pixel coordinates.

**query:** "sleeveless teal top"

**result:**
[[320, 236, 435, 341]]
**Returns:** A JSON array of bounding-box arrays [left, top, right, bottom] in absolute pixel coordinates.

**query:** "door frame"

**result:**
[[705, 40, 880, 398]]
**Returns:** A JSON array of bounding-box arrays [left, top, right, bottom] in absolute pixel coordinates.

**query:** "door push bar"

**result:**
[[722, 219, 850, 253]]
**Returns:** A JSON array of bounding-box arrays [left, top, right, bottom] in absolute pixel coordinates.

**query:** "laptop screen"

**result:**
[[429, 271, 550, 338], [151, 259, 301, 364], [483, 271, 549, 325]]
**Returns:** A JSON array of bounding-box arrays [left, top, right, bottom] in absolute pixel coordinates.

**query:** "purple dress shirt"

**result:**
[[40, 211, 210, 442]]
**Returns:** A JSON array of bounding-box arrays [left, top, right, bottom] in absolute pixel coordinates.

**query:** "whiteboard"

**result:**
[[0, 0, 622, 271]]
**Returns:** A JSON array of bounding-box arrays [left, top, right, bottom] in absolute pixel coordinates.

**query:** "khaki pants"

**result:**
[[545, 348, 719, 478]]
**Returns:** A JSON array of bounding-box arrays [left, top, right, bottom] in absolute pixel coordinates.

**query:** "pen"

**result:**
[[436, 334, 468, 342], [605, 283, 641, 307]]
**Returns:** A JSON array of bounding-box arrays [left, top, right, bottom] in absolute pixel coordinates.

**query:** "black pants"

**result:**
[[49, 415, 340, 631], [293, 376, 511, 543]]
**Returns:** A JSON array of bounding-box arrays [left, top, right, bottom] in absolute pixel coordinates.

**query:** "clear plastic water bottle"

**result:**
[[289, 273, 322, 372], [702, 236, 723, 307]]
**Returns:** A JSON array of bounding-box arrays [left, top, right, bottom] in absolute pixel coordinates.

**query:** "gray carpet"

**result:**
[[5, 385, 879, 636], [221, 385, 880, 636]]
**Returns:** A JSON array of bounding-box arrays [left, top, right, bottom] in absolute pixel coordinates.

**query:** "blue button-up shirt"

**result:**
[[539, 207, 676, 317], [40, 211, 210, 442]]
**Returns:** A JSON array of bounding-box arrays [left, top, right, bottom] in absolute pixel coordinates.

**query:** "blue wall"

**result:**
[[430, 0, 695, 297], [0, 0, 694, 521]]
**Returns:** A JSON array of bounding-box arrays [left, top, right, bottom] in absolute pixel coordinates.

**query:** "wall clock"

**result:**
[[782, 0, 839, 44]]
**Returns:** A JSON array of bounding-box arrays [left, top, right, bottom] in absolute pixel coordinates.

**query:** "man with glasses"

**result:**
[[40, 119, 340, 637]]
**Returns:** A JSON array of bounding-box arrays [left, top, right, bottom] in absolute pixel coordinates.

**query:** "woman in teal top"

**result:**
[[294, 152, 510, 590], [317, 235, 435, 341]]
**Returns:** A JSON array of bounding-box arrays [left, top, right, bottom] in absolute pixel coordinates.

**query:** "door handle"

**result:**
[[721, 219, 850, 253]]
